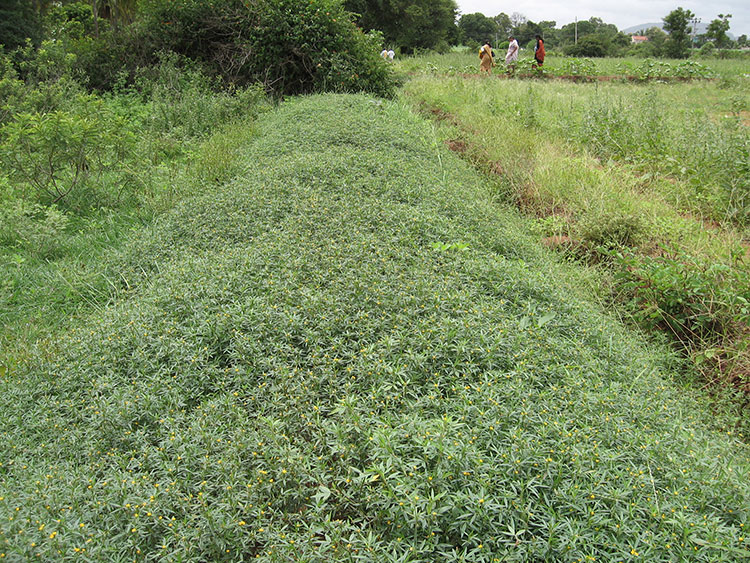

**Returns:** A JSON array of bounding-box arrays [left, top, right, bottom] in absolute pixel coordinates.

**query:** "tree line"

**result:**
[[457, 9, 747, 58], [1, 0, 747, 82]]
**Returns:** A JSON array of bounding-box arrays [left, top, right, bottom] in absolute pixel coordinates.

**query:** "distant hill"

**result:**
[[621, 22, 664, 34], [622, 21, 735, 39]]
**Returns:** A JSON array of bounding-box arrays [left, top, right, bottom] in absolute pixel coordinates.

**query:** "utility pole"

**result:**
[[690, 16, 701, 46], [575, 17, 578, 44]]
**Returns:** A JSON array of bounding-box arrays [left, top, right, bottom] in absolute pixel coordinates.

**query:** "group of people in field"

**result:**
[[479, 35, 545, 75]]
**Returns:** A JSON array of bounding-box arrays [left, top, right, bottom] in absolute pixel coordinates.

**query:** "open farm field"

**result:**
[[396, 52, 750, 81], [1, 94, 749, 562], [402, 66, 749, 424]]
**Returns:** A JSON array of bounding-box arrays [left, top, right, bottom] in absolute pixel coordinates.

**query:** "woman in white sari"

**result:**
[[505, 36, 519, 74]]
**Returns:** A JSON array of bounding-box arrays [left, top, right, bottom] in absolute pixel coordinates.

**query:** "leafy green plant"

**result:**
[[431, 240, 470, 252], [674, 60, 715, 79], [2, 94, 749, 562], [632, 58, 672, 80], [578, 210, 646, 250], [517, 57, 544, 75], [611, 247, 750, 344], [134, 52, 267, 139], [561, 57, 595, 79], [0, 108, 134, 207]]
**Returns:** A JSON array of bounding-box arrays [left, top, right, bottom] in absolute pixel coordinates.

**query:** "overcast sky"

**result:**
[[455, 1, 749, 37]]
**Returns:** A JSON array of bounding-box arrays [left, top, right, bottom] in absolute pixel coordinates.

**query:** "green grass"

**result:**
[[396, 52, 750, 81], [401, 73, 749, 415], [0, 115, 261, 368], [1, 94, 748, 561], [402, 75, 749, 241]]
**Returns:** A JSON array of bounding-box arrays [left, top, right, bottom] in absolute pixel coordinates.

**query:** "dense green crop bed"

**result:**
[[1, 95, 748, 561]]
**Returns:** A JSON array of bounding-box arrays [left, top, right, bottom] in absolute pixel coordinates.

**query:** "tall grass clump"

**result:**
[[1, 94, 748, 562], [577, 90, 749, 225]]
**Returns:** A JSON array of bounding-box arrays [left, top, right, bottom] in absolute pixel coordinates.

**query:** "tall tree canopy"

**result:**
[[493, 12, 513, 39], [344, 0, 458, 52], [558, 17, 619, 45], [457, 13, 497, 46], [705, 14, 732, 48], [662, 7, 695, 58], [0, 0, 42, 50], [131, 0, 394, 96], [555, 17, 627, 56]]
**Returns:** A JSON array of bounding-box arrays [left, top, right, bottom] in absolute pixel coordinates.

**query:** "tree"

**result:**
[[705, 14, 732, 48], [90, 0, 138, 36], [458, 13, 497, 46], [536, 21, 557, 49], [344, 0, 458, 52], [662, 7, 694, 58], [0, 0, 42, 50], [514, 20, 542, 48], [493, 12, 512, 40], [510, 12, 527, 28], [132, 0, 395, 96], [558, 17, 613, 46], [566, 35, 607, 57], [556, 17, 623, 55], [644, 26, 668, 57]]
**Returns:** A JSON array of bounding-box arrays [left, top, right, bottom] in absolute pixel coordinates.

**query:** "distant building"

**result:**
[[630, 35, 648, 44]]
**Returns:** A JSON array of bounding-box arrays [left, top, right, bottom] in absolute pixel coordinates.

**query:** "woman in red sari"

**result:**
[[534, 35, 545, 68]]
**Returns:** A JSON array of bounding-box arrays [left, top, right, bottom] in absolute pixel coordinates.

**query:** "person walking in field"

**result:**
[[534, 34, 545, 69], [479, 41, 494, 74], [505, 36, 519, 74]]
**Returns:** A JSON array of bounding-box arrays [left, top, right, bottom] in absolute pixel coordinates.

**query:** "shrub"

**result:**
[[0, 56, 26, 125], [42, 1, 98, 41], [14, 38, 79, 85], [0, 105, 135, 209], [698, 42, 716, 58], [124, 0, 395, 97], [578, 210, 645, 250], [565, 36, 608, 58], [133, 52, 267, 139], [0, 47, 85, 123]]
